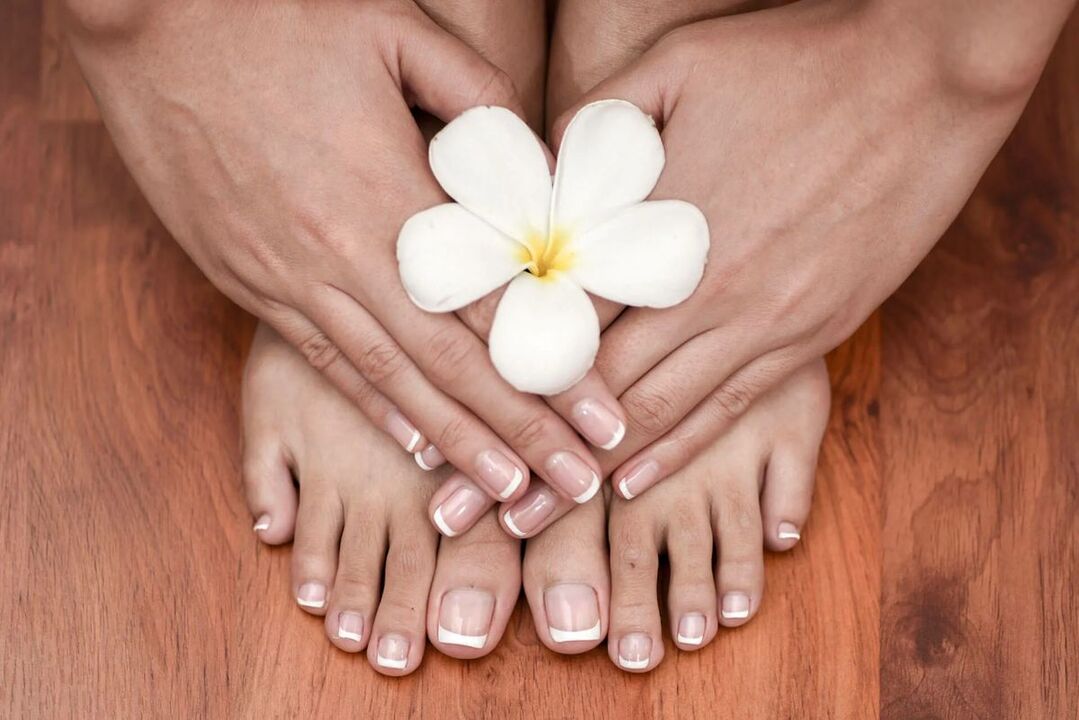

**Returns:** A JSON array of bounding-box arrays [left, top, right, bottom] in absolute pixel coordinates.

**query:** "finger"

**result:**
[[428, 472, 496, 538], [499, 479, 578, 539]]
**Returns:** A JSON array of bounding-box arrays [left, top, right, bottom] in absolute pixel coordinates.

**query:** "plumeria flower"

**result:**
[[397, 99, 709, 395]]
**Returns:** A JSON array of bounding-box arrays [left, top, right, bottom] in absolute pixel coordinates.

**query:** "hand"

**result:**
[[65, 0, 617, 503]]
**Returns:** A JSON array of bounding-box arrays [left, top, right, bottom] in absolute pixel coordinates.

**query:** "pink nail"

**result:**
[[437, 589, 495, 648], [376, 634, 410, 669], [777, 521, 801, 542], [336, 611, 364, 642], [502, 487, 557, 537], [385, 409, 422, 452], [617, 633, 652, 670], [432, 485, 489, 537], [414, 443, 445, 471], [677, 613, 706, 646], [721, 592, 751, 620], [543, 583, 601, 643], [571, 398, 625, 450], [544, 451, 599, 503], [616, 459, 661, 499], [475, 450, 525, 499], [296, 582, 326, 610]]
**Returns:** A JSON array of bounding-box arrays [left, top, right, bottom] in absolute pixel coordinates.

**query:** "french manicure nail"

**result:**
[[296, 582, 326, 609], [721, 592, 751, 620], [571, 398, 626, 450], [502, 488, 557, 537], [544, 451, 599, 503], [376, 634, 410, 669], [676, 613, 706, 646], [544, 583, 601, 643], [414, 444, 444, 471], [618, 633, 652, 670], [252, 514, 271, 532], [777, 521, 801, 541], [475, 450, 525, 499], [617, 460, 661, 500], [437, 589, 495, 648], [432, 484, 489, 537], [337, 611, 364, 642], [386, 409, 422, 453]]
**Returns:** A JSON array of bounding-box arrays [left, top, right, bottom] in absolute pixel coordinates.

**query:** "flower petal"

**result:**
[[489, 272, 600, 395], [429, 106, 552, 241], [569, 200, 710, 308], [397, 203, 527, 313], [551, 99, 665, 234]]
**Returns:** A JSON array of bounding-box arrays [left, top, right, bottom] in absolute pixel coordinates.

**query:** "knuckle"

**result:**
[[717, 489, 759, 535], [355, 340, 407, 385], [386, 542, 430, 578], [424, 326, 475, 386], [294, 203, 356, 262], [297, 330, 343, 373], [471, 67, 518, 109], [707, 378, 758, 422], [622, 386, 681, 438], [331, 570, 378, 598], [434, 416, 470, 454], [611, 528, 657, 575], [506, 412, 552, 450]]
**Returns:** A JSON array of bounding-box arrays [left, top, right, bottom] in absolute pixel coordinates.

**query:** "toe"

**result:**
[[663, 498, 717, 650], [290, 479, 344, 616], [242, 434, 297, 545], [366, 512, 438, 676], [606, 499, 664, 672], [522, 497, 608, 654], [428, 509, 520, 659], [712, 479, 765, 628], [323, 502, 389, 653], [761, 447, 818, 552]]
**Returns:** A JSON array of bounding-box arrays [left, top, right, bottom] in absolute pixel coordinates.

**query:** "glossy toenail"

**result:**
[[721, 592, 751, 620], [617, 460, 661, 500], [376, 634, 409, 669], [502, 487, 557, 537], [437, 589, 495, 648], [571, 398, 625, 450], [386, 409, 422, 453], [475, 450, 525, 500], [544, 584, 601, 643], [618, 633, 652, 670], [414, 444, 444, 471], [544, 451, 600, 503], [296, 582, 326, 609], [252, 514, 271, 532], [777, 521, 801, 541], [677, 613, 706, 646], [432, 484, 488, 537], [336, 611, 364, 642]]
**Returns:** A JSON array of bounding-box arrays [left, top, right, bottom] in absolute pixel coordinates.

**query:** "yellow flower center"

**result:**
[[520, 228, 575, 279]]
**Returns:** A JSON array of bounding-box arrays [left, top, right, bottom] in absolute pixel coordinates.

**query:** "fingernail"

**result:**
[[475, 449, 525, 500], [386, 409, 422, 452], [336, 611, 364, 642], [777, 521, 801, 541], [296, 582, 326, 609], [676, 613, 706, 646], [502, 487, 557, 537], [376, 633, 410, 669], [544, 583, 601, 643], [437, 589, 495, 648], [721, 592, 751, 620], [252, 514, 271, 532], [617, 459, 661, 500], [571, 398, 625, 450], [432, 484, 489, 537], [617, 633, 653, 670], [544, 451, 600, 503], [414, 443, 444, 471]]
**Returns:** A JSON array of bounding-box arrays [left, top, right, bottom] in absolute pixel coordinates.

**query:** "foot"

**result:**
[[521, 359, 830, 671], [241, 323, 521, 674]]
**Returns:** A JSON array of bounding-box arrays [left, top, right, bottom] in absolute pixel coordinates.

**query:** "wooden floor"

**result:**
[[3, 3, 1076, 718]]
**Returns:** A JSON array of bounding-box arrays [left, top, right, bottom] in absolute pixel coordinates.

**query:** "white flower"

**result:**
[[397, 99, 709, 395]]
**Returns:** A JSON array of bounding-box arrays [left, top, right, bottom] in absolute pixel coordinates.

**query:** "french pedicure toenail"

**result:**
[[777, 521, 801, 541], [376, 634, 410, 669], [544, 451, 600, 503], [414, 444, 444, 471], [571, 398, 626, 451], [544, 584, 601, 643], [677, 613, 706, 646], [618, 633, 653, 670], [296, 582, 327, 609], [437, 589, 495, 649], [386, 409, 423, 453], [617, 460, 661, 500], [502, 488, 557, 538], [475, 450, 525, 500], [252, 514, 271, 532], [721, 592, 751, 620], [336, 611, 364, 642], [432, 485, 487, 537]]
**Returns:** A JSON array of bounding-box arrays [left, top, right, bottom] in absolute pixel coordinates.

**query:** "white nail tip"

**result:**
[[252, 520, 271, 532], [414, 452, 435, 471], [405, 430, 422, 453], [573, 474, 600, 504], [599, 422, 626, 451], [549, 620, 602, 643], [437, 626, 488, 649], [618, 477, 635, 500], [498, 467, 524, 500], [376, 654, 408, 670], [721, 609, 750, 619], [676, 633, 703, 646], [778, 530, 801, 540], [337, 628, 362, 642], [503, 511, 527, 538], [618, 656, 650, 670], [296, 597, 326, 609], [432, 507, 457, 537]]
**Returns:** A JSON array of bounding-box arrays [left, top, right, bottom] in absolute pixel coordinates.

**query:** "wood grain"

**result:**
[[1, 3, 1074, 718]]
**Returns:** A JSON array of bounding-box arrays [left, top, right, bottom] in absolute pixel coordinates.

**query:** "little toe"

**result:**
[[242, 434, 297, 546], [712, 480, 765, 628], [664, 499, 718, 650], [290, 479, 344, 616], [607, 499, 665, 672], [323, 503, 389, 653]]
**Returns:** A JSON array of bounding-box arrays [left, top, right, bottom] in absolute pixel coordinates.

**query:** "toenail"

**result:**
[[376, 634, 410, 669], [252, 514, 271, 532], [385, 409, 423, 453], [571, 398, 625, 451], [474, 450, 525, 500], [676, 613, 706, 646], [296, 582, 327, 609], [502, 488, 557, 537], [414, 444, 444, 471], [336, 611, 364, 642], [437, 589, 495, 648], [777, 521, 801, 541], [544, 451, 600, 503], [544, 584, 601, 643], [617, 633, 653, 670], [433, 484, 488, 537], [721, 592, 751, 620], [616, 460, 661, 500]]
